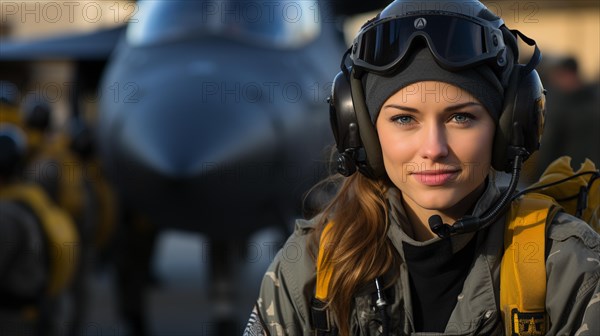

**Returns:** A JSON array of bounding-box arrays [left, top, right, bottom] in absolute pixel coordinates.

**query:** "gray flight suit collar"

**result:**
[[384, 177, 505, 334]]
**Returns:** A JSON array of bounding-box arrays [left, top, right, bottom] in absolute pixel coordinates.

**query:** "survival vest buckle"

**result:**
[[311, 297, 333, 336], [510, 309, 546, 336]]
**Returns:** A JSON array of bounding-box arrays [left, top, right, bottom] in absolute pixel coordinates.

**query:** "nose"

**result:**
[[418, 122, 449, 160]]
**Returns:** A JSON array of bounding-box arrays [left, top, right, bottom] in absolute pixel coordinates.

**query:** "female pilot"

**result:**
[[245, 0, 600, 335]]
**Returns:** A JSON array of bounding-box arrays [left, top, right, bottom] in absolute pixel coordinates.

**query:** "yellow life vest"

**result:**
[[500, 156, 598, 335], [500, 193, 561, 336], [526, 156, 599, 231]]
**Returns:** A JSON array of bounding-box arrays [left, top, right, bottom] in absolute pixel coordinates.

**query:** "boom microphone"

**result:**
[[428, 150, 528, 238]]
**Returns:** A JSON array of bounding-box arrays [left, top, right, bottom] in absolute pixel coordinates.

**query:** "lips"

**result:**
[[412, 170, 460, 186]]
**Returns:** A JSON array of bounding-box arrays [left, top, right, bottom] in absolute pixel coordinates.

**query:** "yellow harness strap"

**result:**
[[316, 223, 334, 301], [0, 183, 79, 298], [313, 223, 337, 334], [500, 193, 560, 336]]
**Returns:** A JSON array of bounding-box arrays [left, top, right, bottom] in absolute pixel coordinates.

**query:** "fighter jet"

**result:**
[[98, 2, 352, 333]]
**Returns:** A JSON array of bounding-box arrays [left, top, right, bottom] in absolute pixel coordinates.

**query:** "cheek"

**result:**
[[453, 132, 493, 159], [475, 126, 495, 157], [378, 132, 418, 187], [449, 127, 495, 176], [379, 131, 416, 166]]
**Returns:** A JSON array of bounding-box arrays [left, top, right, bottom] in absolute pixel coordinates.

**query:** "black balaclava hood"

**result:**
[[364, 46, 505, 122]]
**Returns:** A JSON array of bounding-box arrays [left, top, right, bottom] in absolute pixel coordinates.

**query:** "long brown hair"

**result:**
[[308, 172, 400, 335]]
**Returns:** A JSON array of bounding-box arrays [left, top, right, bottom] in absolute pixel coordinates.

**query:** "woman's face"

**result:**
[[376, 81, 496, 211]]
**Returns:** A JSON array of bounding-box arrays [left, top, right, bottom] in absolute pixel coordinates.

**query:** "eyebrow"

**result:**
[[383, 102, 484, 113]]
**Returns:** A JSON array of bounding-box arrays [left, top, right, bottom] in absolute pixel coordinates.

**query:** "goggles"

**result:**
[[350, 12, 507, 75]]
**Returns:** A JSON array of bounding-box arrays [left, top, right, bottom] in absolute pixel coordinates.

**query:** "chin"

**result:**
[[410, 189, 464, 211]]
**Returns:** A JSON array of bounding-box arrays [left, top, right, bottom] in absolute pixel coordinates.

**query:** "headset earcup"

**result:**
[[492, 66, 519, 172], [349, 74, 385, 178], [516, 70, 546, 155], [328, 70, 386, 178], [329, 71, 362, 176], [329, 71, 360, 153], [492, 66, 546, 172]]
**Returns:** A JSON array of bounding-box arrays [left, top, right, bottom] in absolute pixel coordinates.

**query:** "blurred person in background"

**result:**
[[0, 124, 45, 336], [0, 123, 80, 336], [536, 56, 600, 176], [1, 81, 106, 336]]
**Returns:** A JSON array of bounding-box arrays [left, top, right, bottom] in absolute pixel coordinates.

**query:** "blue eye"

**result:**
[[451, 113, 474, 124], [392, 115, 415, 125]]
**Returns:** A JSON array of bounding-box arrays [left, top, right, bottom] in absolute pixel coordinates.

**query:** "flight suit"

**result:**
[[245, 178, 600, 335]]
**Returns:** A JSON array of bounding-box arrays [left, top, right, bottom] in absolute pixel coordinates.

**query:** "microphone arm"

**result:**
[[429, 148, 528, 238]]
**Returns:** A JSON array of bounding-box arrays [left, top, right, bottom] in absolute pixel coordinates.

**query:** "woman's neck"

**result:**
[[401, 182, 487, 242]]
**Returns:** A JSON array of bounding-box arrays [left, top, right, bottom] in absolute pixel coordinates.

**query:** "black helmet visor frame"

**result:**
[[351, 12, 506, 75]]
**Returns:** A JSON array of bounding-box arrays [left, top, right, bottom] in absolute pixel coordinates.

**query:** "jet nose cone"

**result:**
[[101, 78, 290, 234], [117, 83, 279, 178]]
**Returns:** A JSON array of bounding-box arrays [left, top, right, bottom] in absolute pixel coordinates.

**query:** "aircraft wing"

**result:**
[[0, 25, 126, 61]]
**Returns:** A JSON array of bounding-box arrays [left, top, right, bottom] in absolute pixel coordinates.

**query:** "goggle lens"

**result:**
[[355, 14, 499, 72]]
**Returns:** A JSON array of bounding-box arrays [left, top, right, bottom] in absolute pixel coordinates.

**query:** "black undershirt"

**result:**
[[402, 236, 477, 332]]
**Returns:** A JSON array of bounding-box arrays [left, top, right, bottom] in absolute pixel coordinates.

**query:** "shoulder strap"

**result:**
[[312, 223, 336, 335], [0, 183, 79, 298], [316, 223, 334, 301], [500, 193, 561, 336]]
